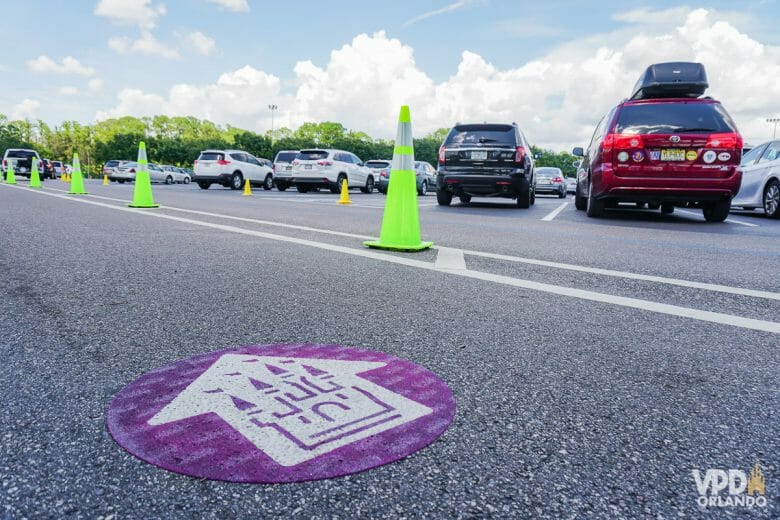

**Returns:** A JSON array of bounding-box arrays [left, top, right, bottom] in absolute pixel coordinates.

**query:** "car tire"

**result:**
[[183, 177, 190, 184], [230, 172, 243, 190], [263, 174, 273, 191], [574, 182, 587, 211], [702, 200, 731, 222], [436, 189, 452, 206], [661, 203, 674, 215], [118, 180, 125, 184], [332, 174, 347, 194], [585, 180, 604, 217], [418, 180, 428, 196], [559, 187, 566, 199], [296, 186, 309, 193], [361, 176, 374, 194], [763, 179, 780, 218], [378, 187, 386, 195], [276, 183, 288, 192], [648, 203, 661, 210], [165, 175, 173, 185], [198, 182, 211, 190], [459, 194, 472, 205]]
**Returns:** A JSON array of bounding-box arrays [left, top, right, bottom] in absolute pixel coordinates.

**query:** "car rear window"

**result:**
[[275, 152, 298, 163], [297, 150, 329, 160], [6, 150, 36, 159], [536, 167, 561, 175], [446, 125, 516, 146], [105, 160, 119, 167], [616, 102, 737, 135], [365, 161, 391, 168], [198, 152, 224, 161]]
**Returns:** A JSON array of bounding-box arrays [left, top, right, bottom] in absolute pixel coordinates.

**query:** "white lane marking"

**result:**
[[461, 249, 780, 301], [5, 184, 779, 334], [541, 202, 569, 221], [38, 185, 780, 301], [676, 208, 759, 227], [435, 247, 467, 271]]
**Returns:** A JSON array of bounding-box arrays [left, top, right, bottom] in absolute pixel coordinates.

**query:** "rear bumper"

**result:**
[[109, 173, 136, 181], [535, 183, 565, 194], [192, 173, 231, 184], [595, 167, 742, 203], [436, 171, 528, 198], [290, 173, 338, 189]]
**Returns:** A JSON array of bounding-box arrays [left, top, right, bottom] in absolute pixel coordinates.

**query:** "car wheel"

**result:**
[[332, 174, 347, 194], [198, 182, 211, 190], [648, 203, 661, 210], [118, 180, 125, 184], [516, 185, 531, 209], [165, 175, 173, 185], [436, 189, 452, 206], [263, 174, 273, 191], [183, 177, 190, 184], [378, 187, 386, 195], [361, 176, 374, 194], [585, 180, 604, 217], [574, 182, 586, 210], [276, 183, 288, 192], [661, 203, 674, 215], [559, 187, 566, 199], [459, 194, 471, 205], [418, 180, 428, 196], [230, 172, 243, 190], [763, 179, 780, 218], [702, 200, 731, 222], [296, 186, 309, 193]]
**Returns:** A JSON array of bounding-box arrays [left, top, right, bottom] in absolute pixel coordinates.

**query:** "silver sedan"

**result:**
[[732, 140, 780, 218]]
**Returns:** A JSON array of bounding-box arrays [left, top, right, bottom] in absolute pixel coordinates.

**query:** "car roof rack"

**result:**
[[630, 62, 708, 100]]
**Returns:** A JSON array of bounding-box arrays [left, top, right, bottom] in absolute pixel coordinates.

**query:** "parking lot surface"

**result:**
[[1, 179, 778, 518]]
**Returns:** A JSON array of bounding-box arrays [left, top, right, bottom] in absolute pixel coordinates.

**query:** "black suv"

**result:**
[[436, 123, 536, 208]]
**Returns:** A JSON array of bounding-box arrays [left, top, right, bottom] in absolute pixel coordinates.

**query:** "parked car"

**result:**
[[436, 122, 536, 207], [2, 149, 44, 179], [175, 167, 191, 184], [375, 160, 436, 196], [272, 150, 299, 191], [731, 140, 780, 218], [535, 167, 567, 198], [108, 160, 137, 183], [51, 160, 65, 178], [566, 176, 577, 194], [193, 150, 274, 190], [160, 165, 190, 184], [573, 62, 742, 222], [40, 158, 56, 179], [290, 149, 374, 194]]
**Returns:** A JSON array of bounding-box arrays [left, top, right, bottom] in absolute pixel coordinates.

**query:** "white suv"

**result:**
[[290, 149, 374, 194], [193, 149, 274, 190], [272, 150, 299, 192]]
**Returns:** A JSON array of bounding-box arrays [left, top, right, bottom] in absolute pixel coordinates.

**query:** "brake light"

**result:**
[[438, 145, 446, 164], [706, 133, 742, 149], [317, 161, 333, 166], [292, 160, 299, 166], [515, 146, 527, 164], [130, 168, 136, 173], [193, 160, 198, 166], [602, 133, 644, 152], [272, 164, 277, 172], [217, 159, 230, 165], [2, 160, 5, 167], [551, 176, 564, 183]]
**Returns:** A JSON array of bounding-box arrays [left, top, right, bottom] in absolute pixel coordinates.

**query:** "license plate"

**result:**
[[304, 165, 312, 170], [20, 167, 27, 172], [471, 151, 488, 160], [661, 149, 686, 161], [285, 166, 291, 171]]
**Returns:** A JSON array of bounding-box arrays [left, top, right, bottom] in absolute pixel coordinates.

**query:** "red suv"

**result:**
[[573, 62, 742, 222]]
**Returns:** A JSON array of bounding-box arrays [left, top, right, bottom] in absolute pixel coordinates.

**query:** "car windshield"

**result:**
[[446, 125, 515, 146], [616, 102, 737, 135], [275, 152, 298, 162], [297, 150, 329, 160]]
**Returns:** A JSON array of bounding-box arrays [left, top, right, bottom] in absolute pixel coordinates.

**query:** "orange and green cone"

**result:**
[[364, 106, 432, 252], [128, 141, 158, 208], [29, 160, 42, 188], [69, 153, 88, 195]]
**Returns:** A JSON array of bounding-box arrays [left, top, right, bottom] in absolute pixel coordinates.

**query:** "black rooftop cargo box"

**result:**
[[630, 62, 708, 100]]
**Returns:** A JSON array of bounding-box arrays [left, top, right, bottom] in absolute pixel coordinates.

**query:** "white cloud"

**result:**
[[403, 0, 484, 27], [94, 0, 166, 30], [109, 31, 179, 58], [186, 31, 215, 55], [96, 11, 780, 150], [59, 86, 79, 96], [27, 55, 96, 76], [11, 99, 41, 120], [206, 0, 249, 12], [88, 78, 104, 92]]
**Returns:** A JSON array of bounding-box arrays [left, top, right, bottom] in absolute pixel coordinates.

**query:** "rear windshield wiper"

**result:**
[[671, 127, 718, 133], [478, 138, 497, 143]]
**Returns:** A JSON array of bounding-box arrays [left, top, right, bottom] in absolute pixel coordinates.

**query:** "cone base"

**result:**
[[128, 203, 159, 208], [338, 201, 352, 205], [363, 240, 433, 252], [29, 185, 42, 189], [69, 192, 89, 195]]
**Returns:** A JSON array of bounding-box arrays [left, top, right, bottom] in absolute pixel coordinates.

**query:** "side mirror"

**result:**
[[572, 147, 584, 157]]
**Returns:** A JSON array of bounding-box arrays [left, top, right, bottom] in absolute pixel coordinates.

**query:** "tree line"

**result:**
[[0, 114, 578, 176]]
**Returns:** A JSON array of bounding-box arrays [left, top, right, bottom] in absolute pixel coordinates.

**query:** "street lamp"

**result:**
[[268, 104, 278, 144], [767, 117, 780, 139]]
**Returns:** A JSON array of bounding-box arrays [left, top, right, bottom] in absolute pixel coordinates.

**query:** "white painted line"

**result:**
[[5, 184, 779, 334], [435, 247, 467, 271], [676, 208, 759, 227], [541, 202, 569, 221]]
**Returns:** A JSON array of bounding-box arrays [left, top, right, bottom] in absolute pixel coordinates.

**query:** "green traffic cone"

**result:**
[[364, 106, 432, 252], [29, 159, 42, 188], [128, 141, 158, 208], [69, 153, 88, 195], [6, 163, 17, 185]]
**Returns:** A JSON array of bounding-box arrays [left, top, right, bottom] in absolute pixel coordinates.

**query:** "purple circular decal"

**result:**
[[107, 344, 456, 483]]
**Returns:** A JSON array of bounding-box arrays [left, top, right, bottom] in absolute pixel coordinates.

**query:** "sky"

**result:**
[[2, 0, 780, 151]]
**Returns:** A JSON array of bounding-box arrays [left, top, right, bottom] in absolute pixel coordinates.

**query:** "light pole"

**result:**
[[768, 117, 780, 139], [268, 104, 278, 144]]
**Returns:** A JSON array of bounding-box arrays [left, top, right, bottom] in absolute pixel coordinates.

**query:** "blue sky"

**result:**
[[2, 1, 779, 149]]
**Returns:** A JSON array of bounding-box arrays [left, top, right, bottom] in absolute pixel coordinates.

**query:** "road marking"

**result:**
[[5, 184, 779, 334], [676, 209, 759, 227], [435, 247, 467, 271], [541, 202, 569, 221], [38, 185, 780, 301]]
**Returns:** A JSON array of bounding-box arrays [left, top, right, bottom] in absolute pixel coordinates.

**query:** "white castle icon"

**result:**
[[149, 354, 433, 466]]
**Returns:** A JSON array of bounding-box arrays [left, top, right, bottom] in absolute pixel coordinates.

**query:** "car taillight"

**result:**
[[193, 160, 198, 166], [272, 164, 277, 172], [2, 159, 5, 167], [292, 160, 299, 165], [438, 145, 446, 164], [551, 176, 564, 183], [317, 161, 333, 166], [706, 132, 742, 149], [38, 161, 43, 170], [515, 146, 527, 164], [130, 168, 136, 173], [217, 159, 230, 165], [602, 133, 644, 152]]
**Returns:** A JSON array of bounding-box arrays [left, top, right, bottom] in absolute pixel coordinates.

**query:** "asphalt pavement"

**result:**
[[1, 178, 778, 518]]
